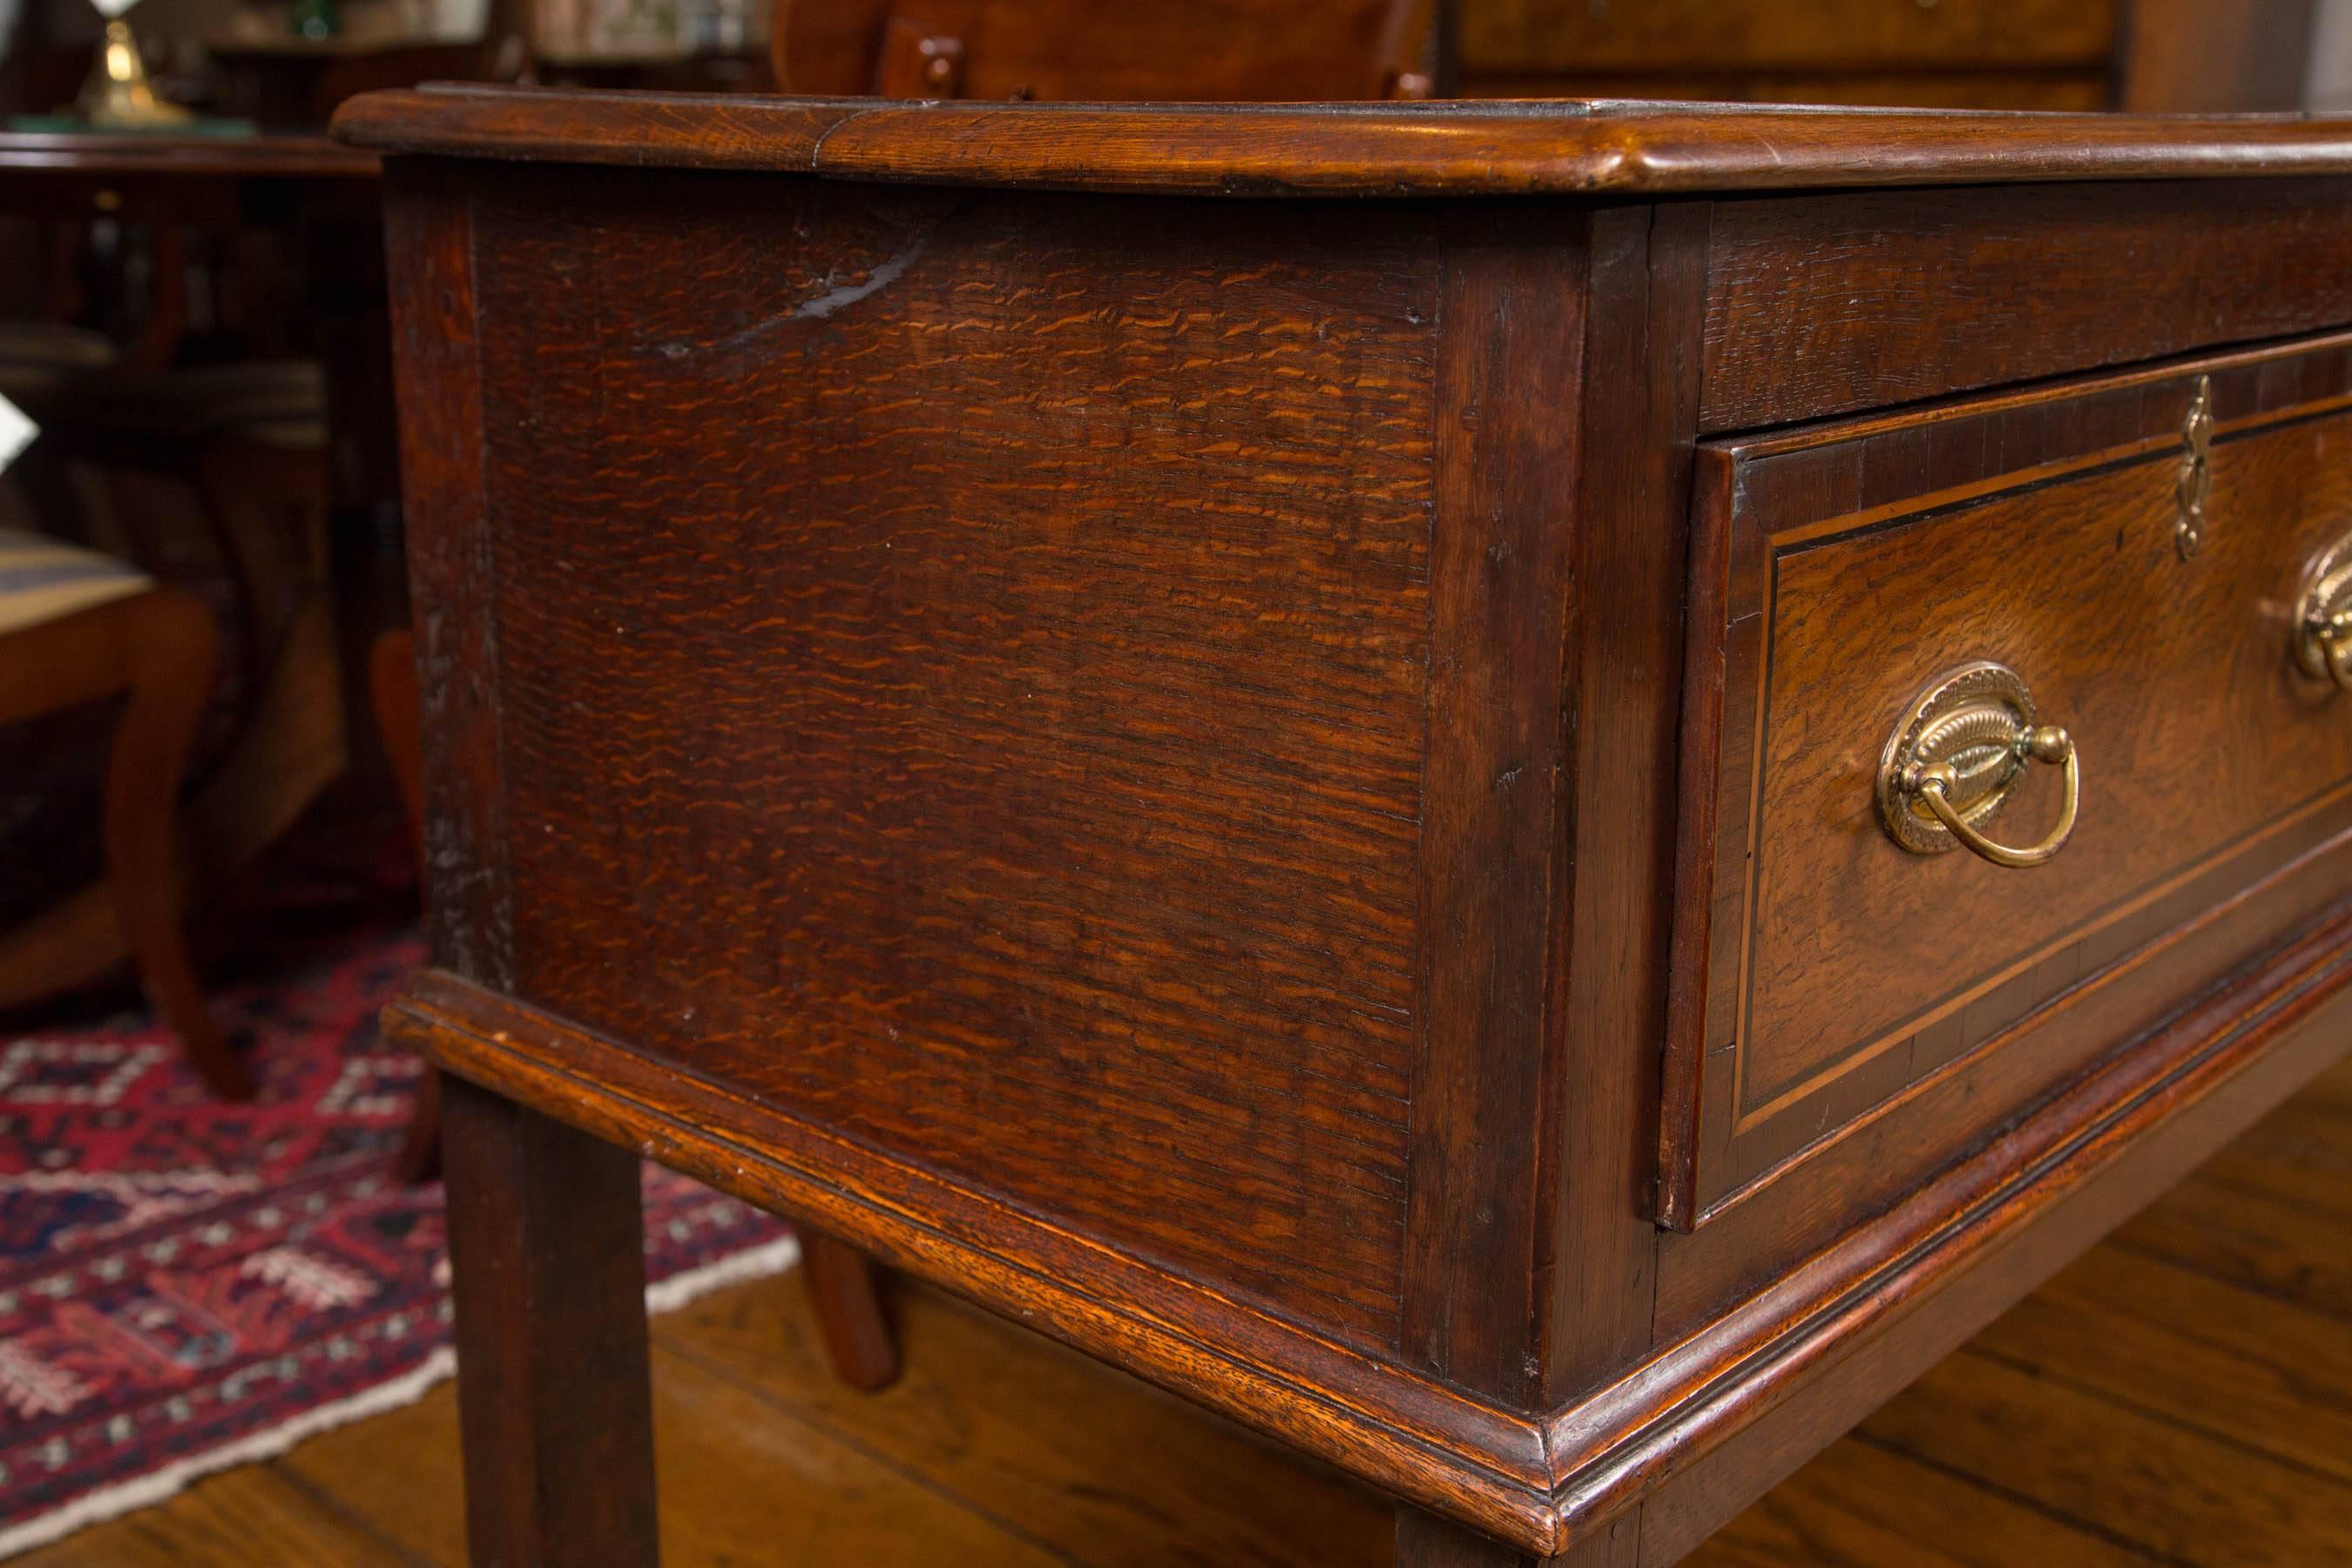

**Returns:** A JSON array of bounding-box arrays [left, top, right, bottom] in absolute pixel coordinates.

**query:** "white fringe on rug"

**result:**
[[0, 1233, 801, 1562]]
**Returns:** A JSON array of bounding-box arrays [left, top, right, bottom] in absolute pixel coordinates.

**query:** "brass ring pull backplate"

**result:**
[[1877, 661, 2080, 869], [2295, 534, 2352, 691]]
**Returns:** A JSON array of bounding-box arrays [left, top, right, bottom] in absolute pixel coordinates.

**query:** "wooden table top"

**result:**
[[335, 84, 2352, 194], [0, 131, 377, 180]]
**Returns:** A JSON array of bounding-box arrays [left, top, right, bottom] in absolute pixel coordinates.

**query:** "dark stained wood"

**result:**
[[335, 87, 2352, 197], [389, 967, 1562, 1548], [772, 0, 1432, 101], [1457, 0, 2116, 75], [50, 1054, 2352, 1565], [1534, 198, 1707, 1408], [1700, 179, 2352, 432], [1666, 334, 2352, 1226], [440, 1074, 659, 1568], [1450, 0, 2120, 111], [381, 161, 511, 994], [1401, 206, 1586, 1402], [356, 91, 2352, 1563], [1397, 1506, 1544, 1566], [471, 166, 1431, 1353], [371, 625, 444, 1186]]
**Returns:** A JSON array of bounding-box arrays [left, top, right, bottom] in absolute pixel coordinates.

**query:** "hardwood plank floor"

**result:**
[[25, 1054, 2352, 1567]]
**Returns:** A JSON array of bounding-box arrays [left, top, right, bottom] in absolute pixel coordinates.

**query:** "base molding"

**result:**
[[388, 897, 2352, 1559]]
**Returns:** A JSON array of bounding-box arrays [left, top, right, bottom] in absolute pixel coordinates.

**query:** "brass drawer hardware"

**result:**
[[2296, 533, 2352, 690], [2175, 375, 2213, 561], [1877, 661, 2079, 868]]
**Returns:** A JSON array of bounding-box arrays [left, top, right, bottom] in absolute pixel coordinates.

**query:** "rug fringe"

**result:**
[[0, 1232, 802, 1561]]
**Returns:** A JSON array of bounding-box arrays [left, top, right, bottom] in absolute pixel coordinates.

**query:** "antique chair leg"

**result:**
[[370, 626, 443, 1183], [105, 587, 250, 1099], [1395, 1507, 1545, 1567], [801, 1231, 900, 1390], [443, 1074, 659, 1568]]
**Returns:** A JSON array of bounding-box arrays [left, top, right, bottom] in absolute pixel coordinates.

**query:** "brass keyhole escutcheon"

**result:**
[[2175, 375, 2213, 562], [1877, 661, 2081, 869], [2295, 533, 2352, 692]]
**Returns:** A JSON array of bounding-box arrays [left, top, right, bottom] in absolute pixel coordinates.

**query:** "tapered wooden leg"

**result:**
[[105, 587, 248, 1099], [801, 1231, 900, 1390], [443, 1074, 659, 1568], [1396, 1507, 1545, 1567]]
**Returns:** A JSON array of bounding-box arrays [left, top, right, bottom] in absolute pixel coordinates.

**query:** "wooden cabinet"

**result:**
[[340, 91, 2352, 1565]]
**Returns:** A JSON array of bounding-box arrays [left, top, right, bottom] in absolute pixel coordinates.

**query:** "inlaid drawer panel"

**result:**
[[1662, 334, 2352, 1228]]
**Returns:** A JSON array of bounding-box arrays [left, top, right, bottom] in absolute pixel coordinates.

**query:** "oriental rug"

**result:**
[[0, 898, 795, 1558]]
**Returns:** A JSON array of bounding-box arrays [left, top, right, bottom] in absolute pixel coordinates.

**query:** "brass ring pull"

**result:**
[[1877, 661, 2081, 870], [2310, 610, 2352, 692], [2295, 535, 2352, 691], [1910, 726, 2078, 868]]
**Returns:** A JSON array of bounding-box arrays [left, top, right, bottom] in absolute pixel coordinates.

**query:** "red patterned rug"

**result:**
[[0, 842, 795, 1558]]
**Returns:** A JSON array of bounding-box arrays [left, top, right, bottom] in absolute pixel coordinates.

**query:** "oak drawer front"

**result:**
[[1662, 335, 2352, 1228]]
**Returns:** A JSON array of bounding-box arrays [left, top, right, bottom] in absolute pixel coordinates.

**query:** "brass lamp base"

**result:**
[[75, 20, 192, 129]]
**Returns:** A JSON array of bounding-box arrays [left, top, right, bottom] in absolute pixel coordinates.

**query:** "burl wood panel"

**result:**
[[463, 166, 1439, 1346], [1701, 179, 2352, 433], [1666, 336, 2352, 1224]]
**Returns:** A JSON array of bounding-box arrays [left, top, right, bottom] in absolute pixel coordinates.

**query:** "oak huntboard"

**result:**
[[337, 86, 2352, 1565]]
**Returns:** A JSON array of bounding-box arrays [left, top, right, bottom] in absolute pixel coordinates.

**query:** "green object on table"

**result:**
[[288, 0, 341, 39], [6, 114, 257, 135]]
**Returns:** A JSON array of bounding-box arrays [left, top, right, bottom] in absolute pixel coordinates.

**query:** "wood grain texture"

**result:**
[[466, 166, 1433, 1348], [389, 966, 1561, 1548], [1396, 1506, 1544, 1566], [1401, 206, 1586, 1402], [334, 87, 2352, 198], [1457, 0, 2114, 75], [387, 881, 2352, 1557], [362, 109, 2352, 1562], [1666, 335, 2352, 1226], [441, 1075, 659, 1568], [380, 159, 511, 992], [1627, 919, 2352, 1565], [1701, 179, 2352, 432], [1533, 198, 1706, 1408], [60, 1055, 2352, 1565]]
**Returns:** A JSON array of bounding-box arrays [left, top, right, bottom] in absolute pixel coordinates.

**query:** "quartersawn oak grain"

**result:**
[[470, 166, 1433, 1348]]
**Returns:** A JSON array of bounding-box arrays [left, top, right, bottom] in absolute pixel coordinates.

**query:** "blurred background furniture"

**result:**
[[773, 0, 1433, 99], [1446, 0, 2320, 111], [0, 529, 236, 1094], [0, 134, 379, 1070]]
